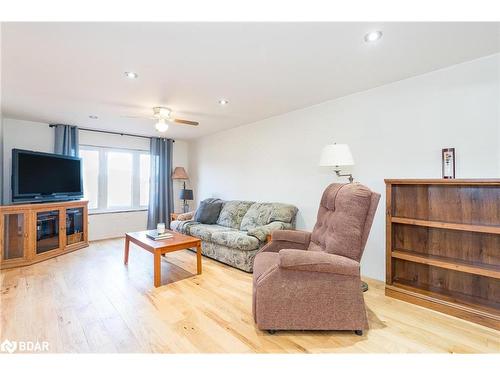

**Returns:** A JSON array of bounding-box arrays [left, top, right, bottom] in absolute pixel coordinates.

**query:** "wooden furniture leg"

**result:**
[[196, 243, 202, 275], [154, 251, 161, 287], [124, 236, 130, 265]]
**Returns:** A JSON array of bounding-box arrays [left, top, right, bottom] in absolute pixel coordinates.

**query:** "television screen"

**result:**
[[12, 149, 83, 202]]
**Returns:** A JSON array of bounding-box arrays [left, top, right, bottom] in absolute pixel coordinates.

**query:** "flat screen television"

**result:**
[[12, 149, 83, 203]]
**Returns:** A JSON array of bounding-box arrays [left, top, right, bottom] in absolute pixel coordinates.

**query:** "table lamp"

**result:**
[[319, 143, 355, 183], [179, 188, 193, 213]]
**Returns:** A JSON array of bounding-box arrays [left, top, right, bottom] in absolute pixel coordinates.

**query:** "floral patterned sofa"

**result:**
[[170, 200, 298, 272]]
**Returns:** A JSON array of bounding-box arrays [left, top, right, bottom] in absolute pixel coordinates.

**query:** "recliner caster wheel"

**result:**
[[354, 330, 363, 336], [361, 281, 369, 292], [268, 330, 276, 335]]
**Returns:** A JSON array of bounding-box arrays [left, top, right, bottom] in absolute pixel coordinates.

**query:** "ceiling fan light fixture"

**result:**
[[153, 106, 171, 119], [155, 118, 169, 132]]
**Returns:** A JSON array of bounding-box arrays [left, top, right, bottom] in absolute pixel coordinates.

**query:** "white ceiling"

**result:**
[[2, 22, 499, 140]]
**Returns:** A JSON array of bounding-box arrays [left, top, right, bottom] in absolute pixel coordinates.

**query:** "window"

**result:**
[[80, 146, 150, 212], [107, 151, 133, 207]]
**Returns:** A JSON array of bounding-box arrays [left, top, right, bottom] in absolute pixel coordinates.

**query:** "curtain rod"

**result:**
[[49, 125, 175, 142]]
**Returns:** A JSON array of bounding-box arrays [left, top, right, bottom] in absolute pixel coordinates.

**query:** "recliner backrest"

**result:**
[[308, 183, 380, 262]]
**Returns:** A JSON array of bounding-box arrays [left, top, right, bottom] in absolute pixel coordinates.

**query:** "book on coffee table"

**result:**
[[145, 230, 174, 241]]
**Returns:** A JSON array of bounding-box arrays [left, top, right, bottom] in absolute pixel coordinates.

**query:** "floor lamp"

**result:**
[[172, 167, 193, 213]]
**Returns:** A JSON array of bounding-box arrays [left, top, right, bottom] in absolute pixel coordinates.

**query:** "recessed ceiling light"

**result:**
[[124, 71, 138, 79], [364, 31, 383, 43], [218, 99, 229, 105], [89, 115, 98, 119]]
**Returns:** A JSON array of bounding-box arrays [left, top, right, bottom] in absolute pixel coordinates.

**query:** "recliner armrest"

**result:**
[[279, 249, 360, 276], [257, 230, 312, 254], [272, 230, 311, 245]]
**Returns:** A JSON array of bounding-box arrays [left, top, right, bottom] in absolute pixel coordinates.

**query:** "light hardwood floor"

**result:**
[[1, 238, 498, 353]]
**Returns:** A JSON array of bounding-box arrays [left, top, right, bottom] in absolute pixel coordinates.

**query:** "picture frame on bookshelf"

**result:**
[[442, 148, 455, 179]]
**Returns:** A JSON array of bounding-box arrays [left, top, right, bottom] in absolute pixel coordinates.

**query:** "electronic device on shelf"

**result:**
[[11, 149, 83, 203]]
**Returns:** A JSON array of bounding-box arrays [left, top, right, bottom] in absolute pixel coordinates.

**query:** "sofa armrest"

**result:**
[[247, 222, 291, 242], [176, 211, 195, 221], [279, 249, 360, 276], [257, 230, 312, 254]]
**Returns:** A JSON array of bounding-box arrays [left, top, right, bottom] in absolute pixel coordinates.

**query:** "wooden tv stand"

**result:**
[[0, 200, 89, 270]]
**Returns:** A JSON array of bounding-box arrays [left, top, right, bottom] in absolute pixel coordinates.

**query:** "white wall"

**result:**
[[2, 119, 55, 204], [1, 118, 190, 241], [0, 25, 3, 203], [189, 54, 500, 281], [0, 114, 3, 203], [87, 210, 150, 241]]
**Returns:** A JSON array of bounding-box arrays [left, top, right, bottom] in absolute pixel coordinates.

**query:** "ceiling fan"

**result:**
[[125, 107, 199, 132]]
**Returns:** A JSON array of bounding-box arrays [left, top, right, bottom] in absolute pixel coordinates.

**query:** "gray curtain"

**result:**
[[147, 138, 174, 229], [53, 124, 79, 156]]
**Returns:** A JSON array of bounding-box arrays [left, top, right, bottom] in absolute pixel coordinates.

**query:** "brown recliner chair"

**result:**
[[252, 183, 380, 335]]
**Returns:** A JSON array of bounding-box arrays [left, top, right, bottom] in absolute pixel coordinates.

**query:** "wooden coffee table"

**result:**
[[124, 230, 202, 287]]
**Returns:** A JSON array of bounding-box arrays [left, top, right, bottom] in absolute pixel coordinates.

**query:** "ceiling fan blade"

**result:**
[[172, 118, 199, 126]]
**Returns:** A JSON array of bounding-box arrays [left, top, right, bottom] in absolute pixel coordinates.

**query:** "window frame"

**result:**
[[80, 145, 150, 214]]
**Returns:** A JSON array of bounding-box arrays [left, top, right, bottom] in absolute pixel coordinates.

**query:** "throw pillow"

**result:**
[[194, 198, 224, 224]]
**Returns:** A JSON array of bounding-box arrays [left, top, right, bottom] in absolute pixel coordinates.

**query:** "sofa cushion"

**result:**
[[170, 219, 197, 235], [189, 224, 237, 241], [241, 203, 298, 231], [194, 198, 224, 224], [216, 200, 254, 229], [176, 211, 195, 221], [211, 231, 260, 251], [240, 203, 273, 231], [268, 203, 298, 224]]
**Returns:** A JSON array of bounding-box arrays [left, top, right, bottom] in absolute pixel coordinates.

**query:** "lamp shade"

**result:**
[[179, 189, 193, 200], [172, 167, 189, 180], [319, 144, 355, 167]]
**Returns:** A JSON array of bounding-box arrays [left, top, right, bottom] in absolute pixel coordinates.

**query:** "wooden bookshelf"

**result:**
[[385, 179, 500, 330]]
